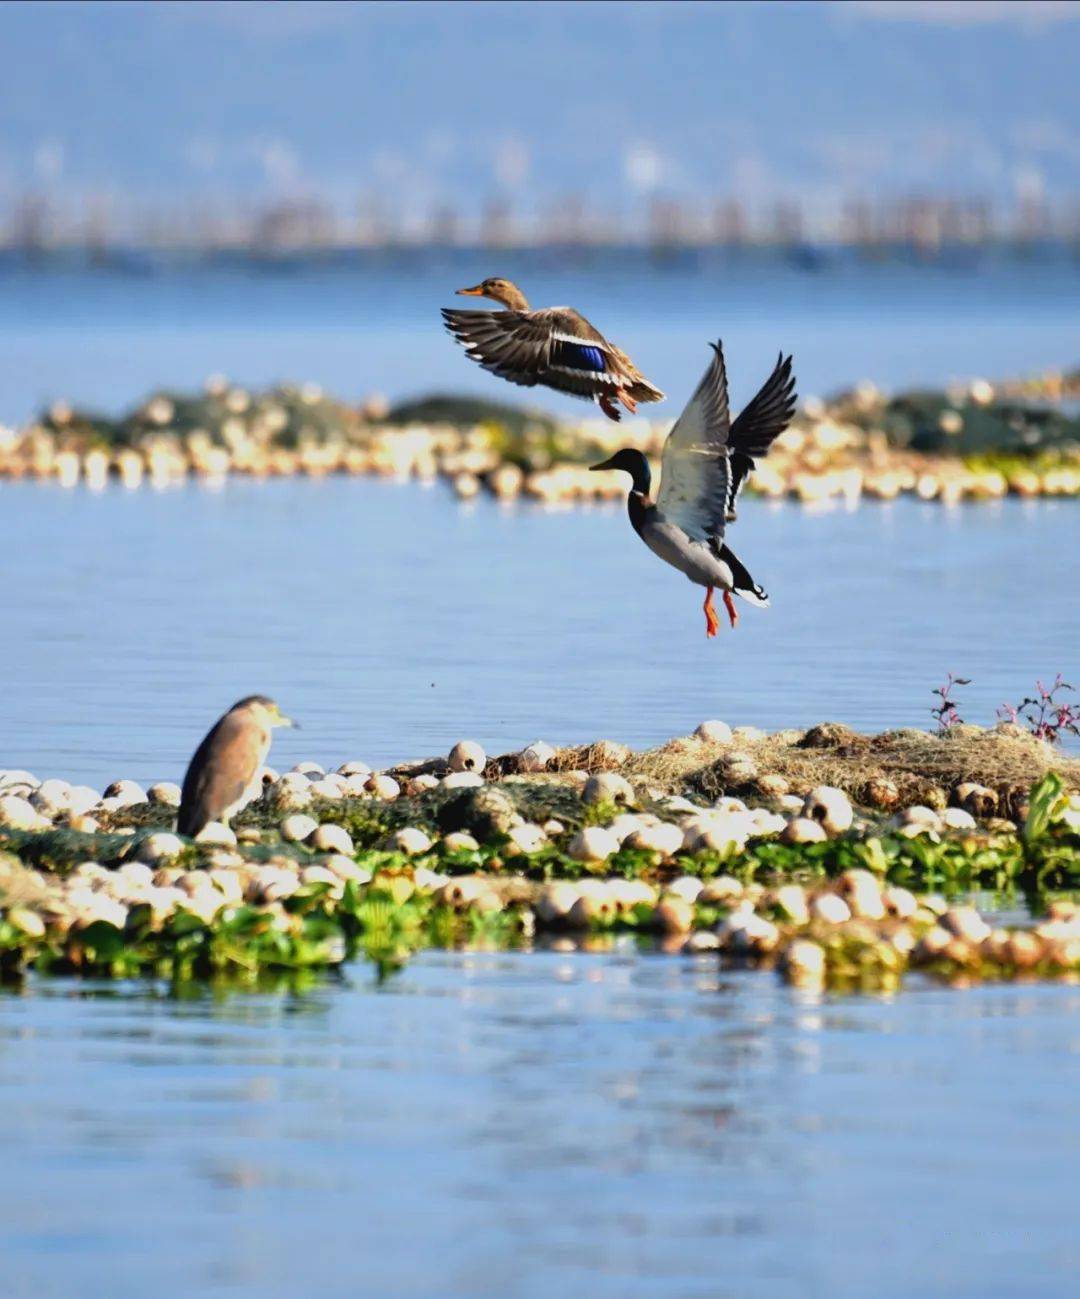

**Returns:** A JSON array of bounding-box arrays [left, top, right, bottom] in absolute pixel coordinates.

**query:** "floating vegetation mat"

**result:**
[[2, 367, 1077, 503], [1, 723, 1078, 993]]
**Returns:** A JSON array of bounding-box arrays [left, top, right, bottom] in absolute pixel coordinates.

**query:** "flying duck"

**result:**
[[591, 342, 796, 638], [441, 277, 664, 421]]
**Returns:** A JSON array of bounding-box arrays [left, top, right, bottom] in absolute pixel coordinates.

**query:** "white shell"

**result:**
[[102, 779, 147, 807], [694, 720, 733, 744], [365, 774, 401, 800], [625, 822, 684, 856], [784, 939, 826, 981], [802, 786, 854, 836], [194, 821, 237, 847], [441, 771, 484, 790], [443, 831, 480, 852], [309, 823, 354, 855], [448, 741, 487, 773], [781, 817, 828, 845], [665, 876, 704, 904], [941, 906, 991, 945], [582, 772, 634, 806], [406, 774, 441, 795], [392, 827, 434, 855], [147, 782, 182, 807], [838, 869, 885, 920], [773, 884, 810, 925], [309, 776, 347, 800], [567, 826, 620, 862], [810, 893, 851, 924], [280, 814, 318, 843], [517, 741, 557, 773], [136, 831, 186, 863], [0, 795, 50, 831], [505, 823, 547, 855]]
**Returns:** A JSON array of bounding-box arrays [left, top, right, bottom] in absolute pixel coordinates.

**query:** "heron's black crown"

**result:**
[[231, 694, 276, 712]]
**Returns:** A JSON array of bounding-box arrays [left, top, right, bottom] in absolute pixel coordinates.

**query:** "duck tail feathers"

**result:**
[[718, 541, 769, 607], [734, 583, 769, 608], [631, 378, 666, 403]]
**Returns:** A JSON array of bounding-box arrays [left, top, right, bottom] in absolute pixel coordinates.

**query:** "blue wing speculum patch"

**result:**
[[553, 340, 607, 372]]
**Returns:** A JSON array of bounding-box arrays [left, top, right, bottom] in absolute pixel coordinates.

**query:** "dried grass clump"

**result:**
[[685, 725, 1078, 813], [528, 723, 1079, 815], [549, 740, 632, 773]]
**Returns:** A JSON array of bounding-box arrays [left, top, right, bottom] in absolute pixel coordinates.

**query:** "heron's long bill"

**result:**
[[456, 284, 485, 296]]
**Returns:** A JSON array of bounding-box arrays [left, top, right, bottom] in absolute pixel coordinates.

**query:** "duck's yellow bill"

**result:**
[[456, 285, 485, 296]]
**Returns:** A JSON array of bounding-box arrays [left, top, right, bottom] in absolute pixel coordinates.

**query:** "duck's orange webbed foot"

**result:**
[[618, 391, 639, 415], [723, 590, 739, 629], [598, 394, 622, 422], [703, 586, 720, 638]]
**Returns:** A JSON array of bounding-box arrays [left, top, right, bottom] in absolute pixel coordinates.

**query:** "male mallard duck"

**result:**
[[441, 277, 664, 421], [591, 341, 796, 638]]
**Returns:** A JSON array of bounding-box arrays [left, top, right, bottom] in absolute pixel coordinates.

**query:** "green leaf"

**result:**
[[77, 920, 126, 960], [1024, 771, 1066, 844]]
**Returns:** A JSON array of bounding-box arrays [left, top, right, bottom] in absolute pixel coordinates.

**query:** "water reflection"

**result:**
[[1, 954, 1076, 1297]]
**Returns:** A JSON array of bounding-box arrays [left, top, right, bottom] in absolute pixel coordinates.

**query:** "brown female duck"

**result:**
[[442, 277, 664, 421]]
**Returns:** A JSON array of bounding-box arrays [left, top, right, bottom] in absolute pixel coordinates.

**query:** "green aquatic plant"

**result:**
[[1023, 771, 1069, 844]]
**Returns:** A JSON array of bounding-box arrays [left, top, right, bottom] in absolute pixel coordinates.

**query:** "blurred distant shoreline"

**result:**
[[2, 239, 1079, 277]]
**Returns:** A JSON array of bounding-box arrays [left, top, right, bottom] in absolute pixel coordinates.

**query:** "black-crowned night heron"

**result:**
[[177, 696, 296, 838]]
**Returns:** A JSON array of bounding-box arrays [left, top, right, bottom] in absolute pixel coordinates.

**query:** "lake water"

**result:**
[[2, 954, 1078, 1299], [1, 251, 1078, 426], [1, 479, 1076, 787], [1, 255, 1078, 1298]]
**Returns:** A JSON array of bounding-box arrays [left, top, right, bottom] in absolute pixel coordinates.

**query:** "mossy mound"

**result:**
[[613, 724, 1078, 816], [40, 384, 366, 452], [849, 390, 1080, 456], [384, 393, 559, 437]]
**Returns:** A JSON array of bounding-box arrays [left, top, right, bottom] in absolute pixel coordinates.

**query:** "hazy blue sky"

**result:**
[[1, 0, 1078, 221]]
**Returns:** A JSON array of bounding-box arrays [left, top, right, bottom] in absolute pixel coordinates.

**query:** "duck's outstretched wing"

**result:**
[[441, 307, 665, 403], [441, 307, 555, 389], [655, 342, 732, 544], [725, 352, 796, 520]]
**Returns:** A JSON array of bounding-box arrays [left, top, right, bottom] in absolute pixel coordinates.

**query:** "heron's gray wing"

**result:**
[[655, 342, 732, 543], [726, 352, 796, 519], [177, 713, 260, 835]]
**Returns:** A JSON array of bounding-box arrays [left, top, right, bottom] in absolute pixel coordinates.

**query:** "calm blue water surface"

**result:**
[[1, 956, 1078, 1299], [0, 480, 1076, 786], [0, 252, 1078, 424]]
